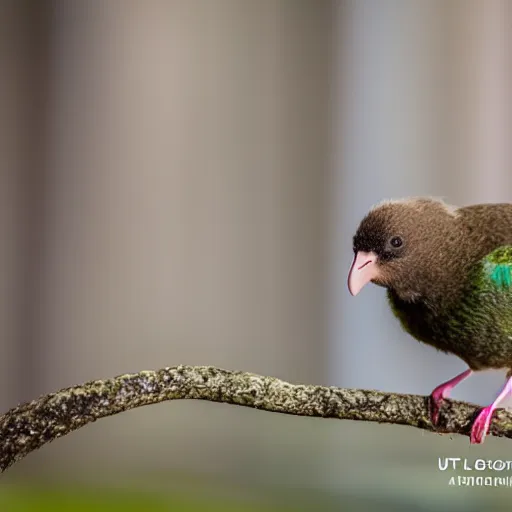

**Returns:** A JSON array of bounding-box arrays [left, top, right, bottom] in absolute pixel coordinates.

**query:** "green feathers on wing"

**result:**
[[483, 246, 512, 289]]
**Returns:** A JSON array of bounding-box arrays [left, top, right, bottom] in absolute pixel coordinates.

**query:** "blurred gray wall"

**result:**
[[0, 1, 51, 408], [2, 0, 332, 478]]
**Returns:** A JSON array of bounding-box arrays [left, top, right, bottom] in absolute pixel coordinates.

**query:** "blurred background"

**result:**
[[1, 0, 512, 510]]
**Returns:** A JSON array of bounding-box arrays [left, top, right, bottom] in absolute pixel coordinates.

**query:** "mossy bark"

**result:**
[[1, 365, 511, 472]]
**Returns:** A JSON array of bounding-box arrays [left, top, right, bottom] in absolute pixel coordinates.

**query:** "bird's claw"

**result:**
[[430, 387, 447, 426], [431, 401, 441, 426], [470, 406, 494, 444]]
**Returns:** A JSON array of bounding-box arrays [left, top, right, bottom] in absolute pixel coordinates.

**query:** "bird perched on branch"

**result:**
[[347, 197, 512, 444]]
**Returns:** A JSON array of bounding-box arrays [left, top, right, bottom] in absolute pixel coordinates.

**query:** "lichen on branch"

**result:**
[[0, 365, 511, 472]]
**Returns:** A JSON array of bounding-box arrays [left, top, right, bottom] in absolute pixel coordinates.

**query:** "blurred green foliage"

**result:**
[[0, 483, 290, 512]]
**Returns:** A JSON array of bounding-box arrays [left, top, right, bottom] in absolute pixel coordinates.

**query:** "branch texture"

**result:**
[[1, 365, 511, 472]]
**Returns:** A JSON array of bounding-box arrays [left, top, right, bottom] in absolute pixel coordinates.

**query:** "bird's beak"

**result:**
[[347, 251, 379, 296]]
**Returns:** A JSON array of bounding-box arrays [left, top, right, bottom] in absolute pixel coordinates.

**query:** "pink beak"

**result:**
[[347, 251, 379, 296]]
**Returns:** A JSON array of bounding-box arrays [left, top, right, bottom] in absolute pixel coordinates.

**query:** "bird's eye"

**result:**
[[390, 236, 403, 248]]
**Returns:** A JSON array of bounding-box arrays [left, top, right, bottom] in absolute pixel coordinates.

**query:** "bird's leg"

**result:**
[[470, 375, 512, 444], [430, 368, 473, 425]]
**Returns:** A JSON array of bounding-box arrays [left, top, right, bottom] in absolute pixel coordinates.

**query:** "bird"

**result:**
[[347, 197, 512, 444]]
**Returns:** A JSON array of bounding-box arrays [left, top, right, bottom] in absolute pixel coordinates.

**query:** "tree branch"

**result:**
[[1, 365, 511, 472]]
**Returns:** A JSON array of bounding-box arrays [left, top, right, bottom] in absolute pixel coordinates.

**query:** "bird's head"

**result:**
[[348, 197, 459, 301]]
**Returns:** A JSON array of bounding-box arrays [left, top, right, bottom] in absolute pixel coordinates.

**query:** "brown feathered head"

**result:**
[[348, 197, 461, 301]]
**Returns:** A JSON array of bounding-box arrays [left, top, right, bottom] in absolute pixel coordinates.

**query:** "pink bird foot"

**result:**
[[470, 376, 512, 444], [430, 369, 473, 426], [470, 405, 494, 444], [430, 387, 446, 426]]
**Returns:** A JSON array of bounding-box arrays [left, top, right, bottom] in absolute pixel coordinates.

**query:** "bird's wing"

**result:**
[[480, 246, 512, 290]]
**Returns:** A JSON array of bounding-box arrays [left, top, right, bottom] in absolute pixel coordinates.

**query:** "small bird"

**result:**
[[347, 197, 512, 444]]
